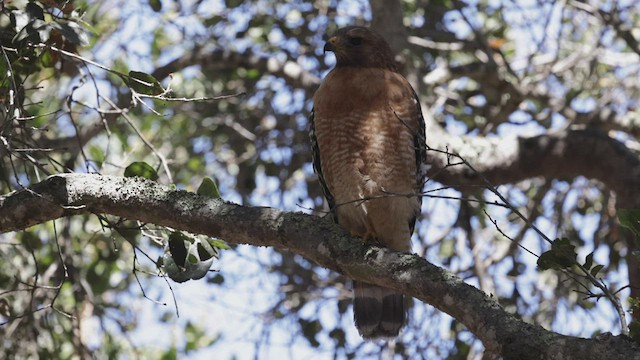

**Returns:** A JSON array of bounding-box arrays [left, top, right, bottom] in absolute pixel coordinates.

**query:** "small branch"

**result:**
[[136, 92, 246, 102]]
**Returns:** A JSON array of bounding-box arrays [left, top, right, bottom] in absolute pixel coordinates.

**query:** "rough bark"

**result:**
[[0, 173, 638, 360], [426, 124, 640, 207], [370, 0, 406, 55]]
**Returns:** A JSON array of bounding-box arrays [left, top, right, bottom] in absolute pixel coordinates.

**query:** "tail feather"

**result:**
[[353, 281, 405, 339]]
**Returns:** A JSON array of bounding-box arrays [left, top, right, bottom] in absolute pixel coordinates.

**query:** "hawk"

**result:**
[[309, 26, 427, 339]]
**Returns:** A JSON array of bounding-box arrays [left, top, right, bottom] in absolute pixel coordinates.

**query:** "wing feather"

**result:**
[[309, 108, 338, 222], [408, 89, 428, 233]]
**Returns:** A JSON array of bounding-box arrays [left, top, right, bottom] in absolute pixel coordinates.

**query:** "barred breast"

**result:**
[[312, 67, 420, 252]]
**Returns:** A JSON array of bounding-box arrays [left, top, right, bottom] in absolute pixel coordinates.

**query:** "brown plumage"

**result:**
[[309, 26, 427, 339]]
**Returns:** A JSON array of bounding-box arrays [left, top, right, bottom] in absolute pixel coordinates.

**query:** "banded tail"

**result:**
[[353, 281, 405, 339]]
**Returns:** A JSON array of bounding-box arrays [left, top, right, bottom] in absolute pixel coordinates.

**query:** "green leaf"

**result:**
[[128, 71, 164, 95], [12, 12, 42, 43], [124, 161, 159, 180], [204, 16, 223, 28], [328, 328, 346, 347], [49, 21, 89, 46], [117, 224, 142, 244], [160, 347, 178, 360], [208, 238, 231, 250], [537, 250, 564, 270], [225, 0, 243, 8], [187, 253, 199, 264], [299, 319, 322, 348], [537, 238, 577, 270], [551, 237, 577, 266], [196, 239, 218, 261], [618, 209, 640, 237], [337, 298, 349, 315], [207, 273, 225, 285], [590, 264, 604, 277], [149, 0, 162, 12], [628, 319, 640, 344], [584, 251, 594, 270], [88, 144, 105, 164], [246, 68, 260, 79], [454, 338, 471, 357], [25, 2, 45, 21], [168, 232, 189, 267], [40, 49, 56, 68], [184, 322, 219, 353], [197, 177, 221, 198], [438, 238, 454, 258]]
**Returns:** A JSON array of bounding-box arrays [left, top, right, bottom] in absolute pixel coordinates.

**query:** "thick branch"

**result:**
[[0, 173, 638, 359], [427, 124, 640, 208], [370, 0, 407, 55]]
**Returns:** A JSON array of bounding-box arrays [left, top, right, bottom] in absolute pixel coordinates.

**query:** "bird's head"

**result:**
[[323, 26, 397, 71]]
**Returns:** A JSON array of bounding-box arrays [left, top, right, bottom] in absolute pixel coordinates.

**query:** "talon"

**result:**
[[349, 229, 379, 244], [362, 230, 379, 244]]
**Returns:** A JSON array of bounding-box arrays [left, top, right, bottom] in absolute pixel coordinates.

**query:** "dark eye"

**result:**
[[348, 37, 362, 46]]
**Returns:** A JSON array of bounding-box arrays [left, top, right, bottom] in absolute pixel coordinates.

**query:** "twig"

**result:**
[[484, 209, 538, 258], [99, 95, 174, 183], [136, 92, 246, 102]]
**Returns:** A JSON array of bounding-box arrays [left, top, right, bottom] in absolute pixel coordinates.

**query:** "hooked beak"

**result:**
[[323, 36, 338, 53]]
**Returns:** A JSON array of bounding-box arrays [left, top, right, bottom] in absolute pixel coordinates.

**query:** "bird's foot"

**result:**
[[360, 230, 381, 246]]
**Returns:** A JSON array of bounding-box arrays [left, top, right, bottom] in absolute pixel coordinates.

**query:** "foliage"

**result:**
[[124, 161, 159, 180], [1, 0, 640, 358], [537, 238, 577, 271]]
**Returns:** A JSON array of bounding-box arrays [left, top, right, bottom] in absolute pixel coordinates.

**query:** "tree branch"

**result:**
[[426, 122, 640, 309], [0, 173, 637, 359], [426, 124, 640, 208], [153, 46, 320, 90]]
